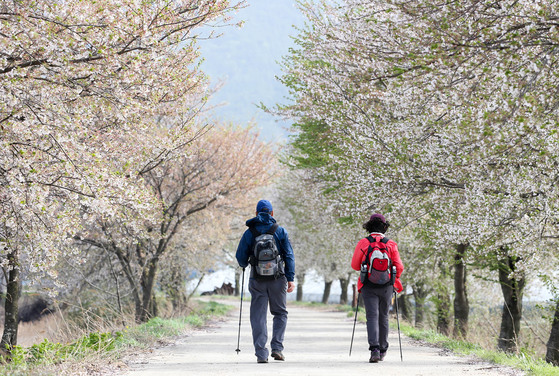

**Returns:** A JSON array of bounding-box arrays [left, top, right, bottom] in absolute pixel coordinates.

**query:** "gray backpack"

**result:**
[[249, 224, 280, 279]]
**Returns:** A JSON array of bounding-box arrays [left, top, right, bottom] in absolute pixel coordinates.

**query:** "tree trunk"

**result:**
[[436, 261, 452, 336], [545, 299, 559, 365], [114, 247, 143, 320], [339, 275, 350, 305], [453, 243, 469, 339], [436, 290, 451, 336], [398, 291, 412, 322], [234, 268, 241, 297], [1, 249, 21, 351], [413, 285, 428, 328], [139, 258, 159, 323], [150, 292, 159, 318], [497, 254, 525, 353], [168, 265, 186, 310], [322, 280, 333, 304], [296, 272, 305, 302], [186, 273, 205, 303]]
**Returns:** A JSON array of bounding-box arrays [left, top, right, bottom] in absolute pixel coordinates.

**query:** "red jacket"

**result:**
[[351, 233, 404, 293]]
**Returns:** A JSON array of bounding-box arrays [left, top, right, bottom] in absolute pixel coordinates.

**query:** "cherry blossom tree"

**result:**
[[276, 0, 559, 352], [1, 0, 243, 348], [77, 123, 277, 322]]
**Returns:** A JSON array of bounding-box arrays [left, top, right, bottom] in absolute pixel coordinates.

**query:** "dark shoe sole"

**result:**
[[257, 358, 268, 363], [271, 352, 285, 361]]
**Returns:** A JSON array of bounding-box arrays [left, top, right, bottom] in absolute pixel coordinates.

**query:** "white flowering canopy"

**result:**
[[277, 0, 559, 275], [1, 0, 244, 278]]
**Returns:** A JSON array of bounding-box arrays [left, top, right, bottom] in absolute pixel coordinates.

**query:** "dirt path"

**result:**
[[120, 300, 522, 376]]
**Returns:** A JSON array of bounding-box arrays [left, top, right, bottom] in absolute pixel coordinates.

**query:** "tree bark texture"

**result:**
[[139, 259, 159, 323], [453, 243, 469, 339], [546, 299, 559, 365], [339, 276, 350, 305], [322, 280, 332, 304], [413, 285, 428, 328], [398, 293, 412, 322], [497, 254, 525, 353], [113, 246, 143, 321], [436, 262, 452, 336], [296, 272, 305, 302], [150, 292, 159, 318], [436, 290, 452, 336], [168, 265, 187, 310], [1, 250, 21, 350], [234, 268, 241, 297]]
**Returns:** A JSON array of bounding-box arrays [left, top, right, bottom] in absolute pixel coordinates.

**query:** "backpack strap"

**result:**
[[249, 223, 279, 238], [249, 226, 260, 238], [266, 223, 279, 236], [364, 236, 391, 265], [268, 223, 281, 257], [366, 235, 390, 244]]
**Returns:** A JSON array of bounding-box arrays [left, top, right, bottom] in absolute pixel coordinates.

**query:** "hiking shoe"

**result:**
[[271, 351, 285, 361], [369, 349, 380, 363], [379, 351, 387, 361], [257, 358, 268, 363]]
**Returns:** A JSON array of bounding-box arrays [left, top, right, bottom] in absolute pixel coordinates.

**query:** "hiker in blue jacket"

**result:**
[[236, 199, 296, 364]]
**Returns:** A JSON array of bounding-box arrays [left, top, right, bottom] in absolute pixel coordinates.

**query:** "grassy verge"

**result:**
[[0, 300, 232, 376], [399, 324, 559, 376], [289, 300, 338, 309]]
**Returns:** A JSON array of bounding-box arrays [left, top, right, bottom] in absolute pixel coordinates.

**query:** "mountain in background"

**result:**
[[198, 1, 304, 141]]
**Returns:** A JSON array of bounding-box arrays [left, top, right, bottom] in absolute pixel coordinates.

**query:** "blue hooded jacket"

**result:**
[[236, 212, 295, 282]]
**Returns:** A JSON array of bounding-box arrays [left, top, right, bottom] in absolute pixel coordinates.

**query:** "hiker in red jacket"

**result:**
[[351, 213, 404, 363]]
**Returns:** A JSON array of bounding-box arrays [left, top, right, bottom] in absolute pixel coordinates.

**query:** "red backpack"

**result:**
[[360, 236, 393, 286]]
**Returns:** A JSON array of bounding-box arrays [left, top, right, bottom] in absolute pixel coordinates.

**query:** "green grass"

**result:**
[[120, 300, 230, 347], [399, 323, 559, 376], [0, 300, 232, 376], [289, 300, 333, 308]]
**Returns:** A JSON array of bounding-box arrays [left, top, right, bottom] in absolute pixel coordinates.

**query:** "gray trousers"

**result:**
[[361, 283, 393, 352], [248, 275, 288, 359]]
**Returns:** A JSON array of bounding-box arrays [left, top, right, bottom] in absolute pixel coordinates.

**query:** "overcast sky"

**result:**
[[198, 1, 304, 142]]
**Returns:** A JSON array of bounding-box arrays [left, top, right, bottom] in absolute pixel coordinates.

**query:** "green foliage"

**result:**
[[198, 300, 230, 316], [337, 216, 355, 225], [3, 330, 124, 370], [290, 119, 339, 169]]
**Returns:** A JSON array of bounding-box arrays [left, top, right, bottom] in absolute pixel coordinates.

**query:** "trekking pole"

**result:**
[[392, 266, 403, 361], [394, 290, 403, 361], [235, 267, 245, 354], [349, 291, 361, 356]]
